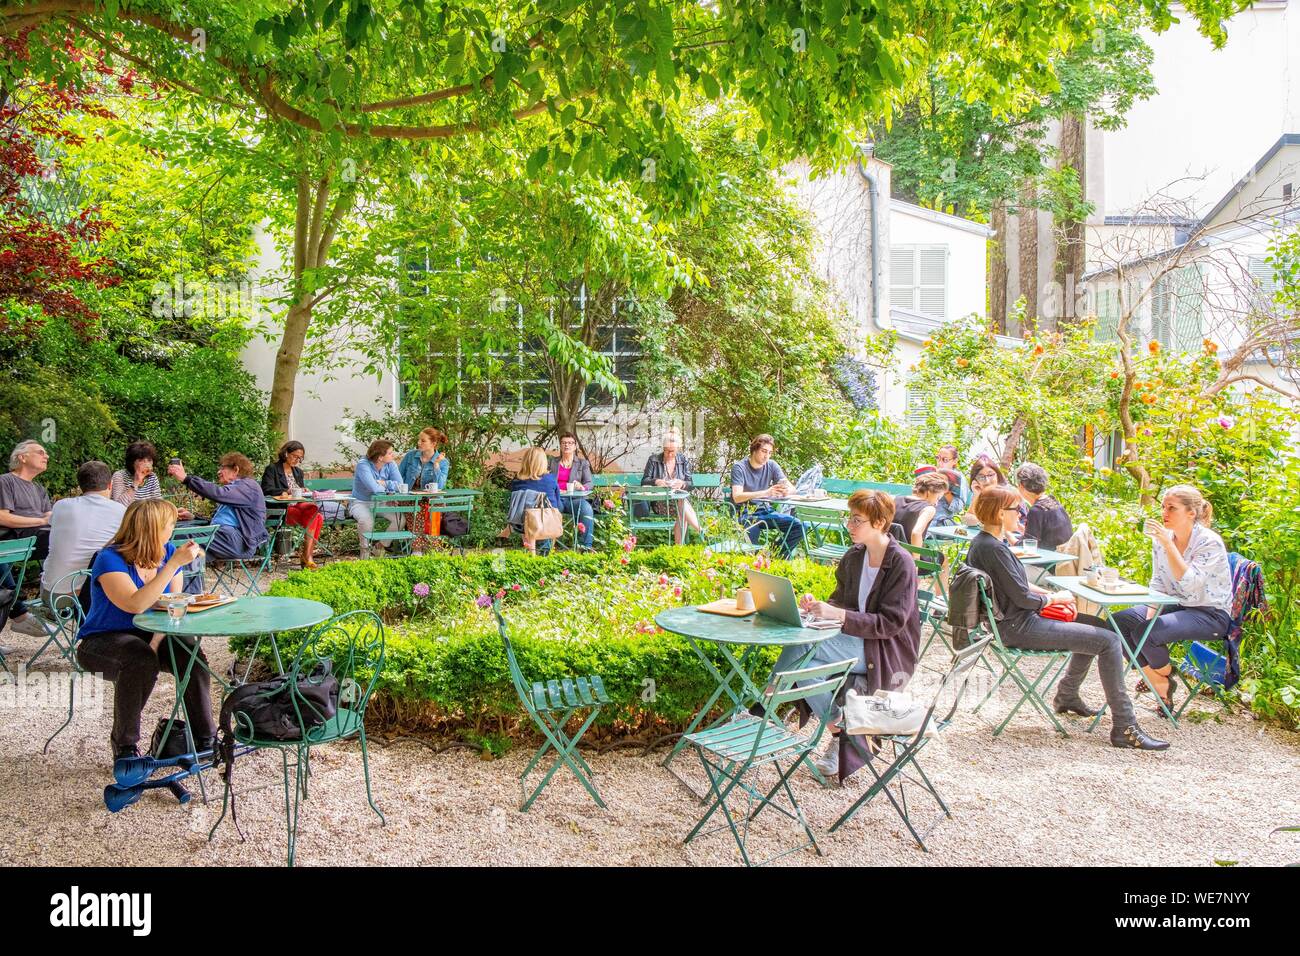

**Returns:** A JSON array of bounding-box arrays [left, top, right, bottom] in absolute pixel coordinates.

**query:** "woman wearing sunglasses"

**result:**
[[962, 456, 1024, 537], [965, 485, 1168, 750]]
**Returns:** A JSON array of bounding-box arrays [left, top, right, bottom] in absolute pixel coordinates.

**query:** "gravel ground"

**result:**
[[3, 566, 1297, 867]]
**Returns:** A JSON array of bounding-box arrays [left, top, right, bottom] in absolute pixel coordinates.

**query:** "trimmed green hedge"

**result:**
[[260, 547, 836, 735]]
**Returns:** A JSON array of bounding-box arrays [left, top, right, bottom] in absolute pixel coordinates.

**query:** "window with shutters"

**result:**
[[1249, 256, 1278, 308], [1150, 275, 1173, 348], [890, 245, 948, 320], [1094, 286, 1120, 341], [1171, 265, 1204, 352]]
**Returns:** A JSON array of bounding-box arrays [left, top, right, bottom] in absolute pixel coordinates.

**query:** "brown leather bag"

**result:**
[[523, 496, 564, 541]]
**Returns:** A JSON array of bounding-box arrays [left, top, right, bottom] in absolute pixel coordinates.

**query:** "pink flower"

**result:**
[[603, 499, 616, 510], [672, 586, 682, 598], [475, 594, 491, 608], [658, 573, 669, 585], [538, 577, 547, 586], [511, 583, 521, 591], [495, 588, 506, 600], [561, 568, 570, 577], [577, 522, 586, 532], [412, 582, 430, 598], [1217, 415, 1234, 429]]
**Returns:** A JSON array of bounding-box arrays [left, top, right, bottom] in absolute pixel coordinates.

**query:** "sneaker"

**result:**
[[813, 738, 839, 778], [9, 614, 53, 638]]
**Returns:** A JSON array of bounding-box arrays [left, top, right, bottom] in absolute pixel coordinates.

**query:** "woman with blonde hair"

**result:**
[[1112, 484, 1233, 714], [510, 447, 561, 555], [639, 427, 701, 545], [76, 499, 217, 762]]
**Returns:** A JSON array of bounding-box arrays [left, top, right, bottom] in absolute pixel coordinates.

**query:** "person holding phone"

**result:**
[[964, 484, 1168, 750], [75, 499, 216, 762], [1111, 484, 1233, 714], [729, 434, 804, 557]]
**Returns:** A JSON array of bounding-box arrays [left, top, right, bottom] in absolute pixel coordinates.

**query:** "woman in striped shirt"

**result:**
[[110, 441, 162, 507]]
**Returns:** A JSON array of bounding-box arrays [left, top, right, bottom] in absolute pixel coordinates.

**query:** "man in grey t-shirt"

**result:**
[[728, 434, 804, 557], [0, 440, 56, 645]]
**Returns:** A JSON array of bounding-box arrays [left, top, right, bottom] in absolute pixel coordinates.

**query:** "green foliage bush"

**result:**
[[0, 370, 120, 495], [260, 546, 835, 734]]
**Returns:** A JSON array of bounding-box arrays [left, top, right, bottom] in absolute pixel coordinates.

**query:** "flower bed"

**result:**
[[256, 547, 835, 739]]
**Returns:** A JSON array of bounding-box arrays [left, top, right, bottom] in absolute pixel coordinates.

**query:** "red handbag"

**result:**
[[1039, 602, 1077, 622]]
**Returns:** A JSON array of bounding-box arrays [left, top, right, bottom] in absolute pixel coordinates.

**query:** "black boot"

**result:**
[[1110, 723, 1170, 751], [1053, 695, 1100, 717], [113, 744, 140, 761]]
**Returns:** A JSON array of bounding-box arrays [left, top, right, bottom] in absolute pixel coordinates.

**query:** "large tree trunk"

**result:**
[[1018, 180, 1039, 324], [267, 164, 357, 440], [1054, 113, 1087, 327], [990, 200, 1008, 333]]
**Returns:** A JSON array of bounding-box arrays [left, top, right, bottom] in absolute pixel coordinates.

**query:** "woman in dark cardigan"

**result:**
[[260, 440, 323, 569], [768, 489, 921, 781], [639, 428, 701, 545]]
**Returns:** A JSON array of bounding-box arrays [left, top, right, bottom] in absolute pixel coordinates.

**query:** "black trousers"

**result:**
[[76, 630, 217, 751]]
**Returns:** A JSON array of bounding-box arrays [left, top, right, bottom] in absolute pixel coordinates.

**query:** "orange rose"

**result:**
[[1109, 372, 1120, 380], [1148, 341, 1160, 353], [1033, 345, 1044, 355], [956, 357, 970, 368]]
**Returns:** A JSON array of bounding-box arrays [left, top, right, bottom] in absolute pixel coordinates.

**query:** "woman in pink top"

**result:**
[[547, 432, 596, 551]]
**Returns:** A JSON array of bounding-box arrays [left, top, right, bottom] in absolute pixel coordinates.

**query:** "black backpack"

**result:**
[[216, 662, 340, 838]]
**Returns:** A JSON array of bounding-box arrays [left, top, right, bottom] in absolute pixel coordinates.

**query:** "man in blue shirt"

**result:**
[[729, 434, 805, 557]]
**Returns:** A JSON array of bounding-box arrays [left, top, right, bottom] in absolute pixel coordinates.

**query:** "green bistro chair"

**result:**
[[822, 477, 912, 497], [492, 601, 610, 812], [424, 490, 476, 553], [304, 478, 353, 555], [208, 609, 387, 867], [682, 657, 856, 867], [829, 636, 992, 850], [701, 487, 762, 555], [38, 568, 93, 753], [591, 472, 638, 490], [210, 512, 285, 597], [0, 536, 36, 676], [794, 504, 851, 565], [690, 473, 722, 499], [168, 524, 220, 593], [361, 493, 419, 556], [625, 487, 696, 545], [900, 542, 954, 655], [972, 577, 1072, 736]]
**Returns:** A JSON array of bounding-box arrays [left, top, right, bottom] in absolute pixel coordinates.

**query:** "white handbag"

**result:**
[[842, 688, 931, 737]]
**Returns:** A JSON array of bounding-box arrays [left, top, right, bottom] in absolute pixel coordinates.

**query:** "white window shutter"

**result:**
[[890, 247, 916, 310], [917, 246, 947, 320]]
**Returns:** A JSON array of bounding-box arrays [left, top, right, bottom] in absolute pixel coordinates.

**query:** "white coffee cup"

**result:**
[[568, 481, 580, 493], [1084, 566, 1101, 587], [734, 588, 755, 612]]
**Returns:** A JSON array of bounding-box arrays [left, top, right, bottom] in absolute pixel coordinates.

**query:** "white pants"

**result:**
[[350, 500, 393, 555]]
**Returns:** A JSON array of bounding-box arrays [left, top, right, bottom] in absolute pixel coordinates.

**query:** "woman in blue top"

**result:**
[[351, 440, 404, 558], [75, 499, 216, 762], [510, 447, 561, 555], [398, 427, 450, 553]]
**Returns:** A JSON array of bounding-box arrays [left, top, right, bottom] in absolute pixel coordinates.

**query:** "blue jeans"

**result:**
[[745, 508, 805, 557], [560, 496, 595, 549], [769, 633, 868, 722], [1111, 604, 1232, 670]]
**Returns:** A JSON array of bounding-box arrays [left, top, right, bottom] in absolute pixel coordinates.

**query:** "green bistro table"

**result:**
[[560, 488, 593, 550], [1043, 575, 1183, 727], [925, 524, 979, 544], [751, 494, 851, 511], [655, 605, 843, 797], [925, 526, 1074, 571], [132, 596, 334, 800]]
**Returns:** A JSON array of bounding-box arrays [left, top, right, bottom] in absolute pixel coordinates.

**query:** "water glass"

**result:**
[[1021, 536, 1038, 554]]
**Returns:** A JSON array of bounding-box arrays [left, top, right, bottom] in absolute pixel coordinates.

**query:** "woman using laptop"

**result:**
[[767, 489, 921, 781]]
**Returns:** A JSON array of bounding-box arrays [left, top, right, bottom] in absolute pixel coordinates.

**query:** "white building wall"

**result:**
[[1102, 2, 1300, 216], [241, 223, 397, 473], [889, 203, 990, 322]]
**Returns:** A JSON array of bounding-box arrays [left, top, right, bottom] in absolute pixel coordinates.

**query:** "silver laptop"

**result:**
[[747, 569, 840, 629]]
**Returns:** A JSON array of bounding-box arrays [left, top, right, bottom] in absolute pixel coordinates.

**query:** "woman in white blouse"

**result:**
[[1112, 484, 1234, 714]]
